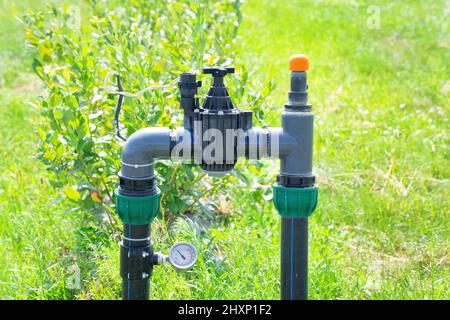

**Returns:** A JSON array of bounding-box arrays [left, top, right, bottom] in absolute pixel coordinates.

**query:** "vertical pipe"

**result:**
[[121, 224, 151, 300], [281, 217, 308, 300], [277, 55, 315, 300]]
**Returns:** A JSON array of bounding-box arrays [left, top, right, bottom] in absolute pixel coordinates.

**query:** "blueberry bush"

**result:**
[[23, 0, 275, 234]]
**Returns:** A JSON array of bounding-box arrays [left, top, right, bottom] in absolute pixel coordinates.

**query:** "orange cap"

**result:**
[[289, 54, 309, 72]]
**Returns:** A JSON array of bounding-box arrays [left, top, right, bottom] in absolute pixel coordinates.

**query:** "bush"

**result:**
[[23, 0, 275, 233]]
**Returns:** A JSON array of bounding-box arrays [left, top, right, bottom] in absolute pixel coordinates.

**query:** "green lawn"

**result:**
[[238, 0, 449, 299], [0, 0, 448, 299], [0, 0, 78, 298]]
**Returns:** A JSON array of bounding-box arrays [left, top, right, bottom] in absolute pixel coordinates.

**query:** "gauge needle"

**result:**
[[177, 250, 186, 260]]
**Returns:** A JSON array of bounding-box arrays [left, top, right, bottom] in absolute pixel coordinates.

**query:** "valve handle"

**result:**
[[202, 67, 235, 77]]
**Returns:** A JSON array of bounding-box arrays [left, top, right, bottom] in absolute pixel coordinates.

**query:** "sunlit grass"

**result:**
[[238, 0, 449, 299]]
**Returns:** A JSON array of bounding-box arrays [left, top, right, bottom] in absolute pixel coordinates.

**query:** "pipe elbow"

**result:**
[[121, 127, 171, 178]]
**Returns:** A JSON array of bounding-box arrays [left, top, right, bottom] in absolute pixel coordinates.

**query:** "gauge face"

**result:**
[[168, 242, 197, 271]]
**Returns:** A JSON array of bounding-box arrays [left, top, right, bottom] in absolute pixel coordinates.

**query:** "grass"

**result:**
[[0, 0, 82, 298], [0, 0, 448, 299]]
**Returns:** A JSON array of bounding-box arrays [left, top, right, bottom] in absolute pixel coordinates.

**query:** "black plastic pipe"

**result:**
[[120, 224, 152, 300], [281, 217, 308, 300]]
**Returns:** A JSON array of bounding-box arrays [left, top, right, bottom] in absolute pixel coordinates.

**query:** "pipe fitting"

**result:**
[[116, 54, 318, 301], [121, 127, 172, 179], [279, 110, 314, 177]]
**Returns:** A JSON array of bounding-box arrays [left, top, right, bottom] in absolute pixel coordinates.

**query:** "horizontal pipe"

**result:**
[[120, 124, 302, 180], [170, 126, 296, 163]]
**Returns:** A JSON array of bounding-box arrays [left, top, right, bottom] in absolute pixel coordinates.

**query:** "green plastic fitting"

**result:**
[[273, 186, 318, 218], [115, 189, 161, 225]]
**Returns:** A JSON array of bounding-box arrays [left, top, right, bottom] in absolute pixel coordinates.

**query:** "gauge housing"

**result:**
[[168, 242, 197, 271]]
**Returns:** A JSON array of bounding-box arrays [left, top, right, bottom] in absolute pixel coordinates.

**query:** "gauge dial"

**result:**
[[168, 242, 197, 271]]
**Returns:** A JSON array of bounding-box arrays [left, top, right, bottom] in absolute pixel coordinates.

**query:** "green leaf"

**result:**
[[63, 186, 81, 202], [32, 58, 43, 76], [53, 108, 63, 120]]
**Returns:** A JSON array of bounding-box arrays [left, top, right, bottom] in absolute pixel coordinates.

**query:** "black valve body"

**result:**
[[193, 67, 252, 174]]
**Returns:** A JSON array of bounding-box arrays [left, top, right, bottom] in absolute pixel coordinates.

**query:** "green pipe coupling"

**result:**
[[273, 186, 318, 218], [115, 189, 161, 225]]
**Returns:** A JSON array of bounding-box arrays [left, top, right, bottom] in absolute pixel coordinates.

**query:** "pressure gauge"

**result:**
[[168, 242, 197, 271]]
